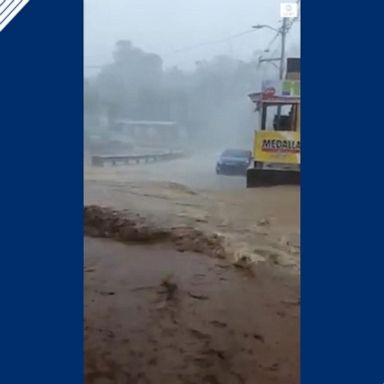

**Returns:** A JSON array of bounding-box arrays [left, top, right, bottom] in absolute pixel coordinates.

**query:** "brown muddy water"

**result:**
[[85, 237, 299, 384]]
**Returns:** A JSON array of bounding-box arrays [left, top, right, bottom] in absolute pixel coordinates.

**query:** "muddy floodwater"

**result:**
[[85, 237, 299, 384]]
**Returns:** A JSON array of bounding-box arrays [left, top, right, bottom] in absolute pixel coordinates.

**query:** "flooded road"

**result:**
[[85, 237, 299, 384]]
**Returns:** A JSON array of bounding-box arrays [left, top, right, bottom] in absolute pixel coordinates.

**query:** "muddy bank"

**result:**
[[85, 237, 300, 384], [85, 206, 227, 260]]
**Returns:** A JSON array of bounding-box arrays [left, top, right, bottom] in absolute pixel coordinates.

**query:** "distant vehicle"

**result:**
[[215, 149, 252, 176]]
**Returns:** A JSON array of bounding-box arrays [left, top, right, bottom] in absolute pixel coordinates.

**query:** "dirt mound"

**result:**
[[84, 206, 227, 259]]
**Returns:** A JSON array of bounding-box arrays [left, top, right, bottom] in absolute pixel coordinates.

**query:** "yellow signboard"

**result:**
[[254, 131, 300, 165]]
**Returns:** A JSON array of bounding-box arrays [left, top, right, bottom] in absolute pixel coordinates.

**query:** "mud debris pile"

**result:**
[[84, 206, 227, 259]]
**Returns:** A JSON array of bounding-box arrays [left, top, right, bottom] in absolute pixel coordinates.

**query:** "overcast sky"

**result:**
[[85, 0, 300, 72]]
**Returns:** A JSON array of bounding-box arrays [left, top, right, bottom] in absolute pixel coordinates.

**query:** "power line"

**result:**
[[169, 29, 256, 55], [264, 32, 280, 53], [85, 29, 259, 67], [85, 3, 300, 70]]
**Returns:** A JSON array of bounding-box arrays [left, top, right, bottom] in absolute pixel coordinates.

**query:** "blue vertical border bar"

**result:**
[[0, 1, 83, 383], [302, 1, 384, 383]]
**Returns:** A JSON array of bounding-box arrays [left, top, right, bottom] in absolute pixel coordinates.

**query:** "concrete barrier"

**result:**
[[91, 151, 185, 167]]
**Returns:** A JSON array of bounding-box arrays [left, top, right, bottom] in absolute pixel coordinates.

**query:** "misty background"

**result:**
[[84, 0, 300, 153]]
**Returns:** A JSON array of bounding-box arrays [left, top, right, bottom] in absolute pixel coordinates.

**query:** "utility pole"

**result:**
[[254, 17, 291, 79], [279, 17, 287, 81], [253, 2, 299, 128], [276, 17, 288, 123]]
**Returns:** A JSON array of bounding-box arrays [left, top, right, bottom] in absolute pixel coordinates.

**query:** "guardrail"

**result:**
[[91, 151, 185, 167]]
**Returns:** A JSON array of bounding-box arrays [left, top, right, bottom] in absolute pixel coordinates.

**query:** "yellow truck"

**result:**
[[246, 79, 300, 187]]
